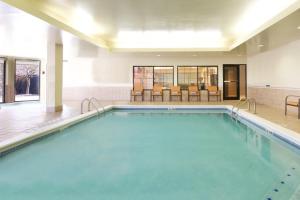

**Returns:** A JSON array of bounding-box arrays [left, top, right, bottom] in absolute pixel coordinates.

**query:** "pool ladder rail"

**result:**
[[231, 98, 257, 121], [81, 97, 105, 116]]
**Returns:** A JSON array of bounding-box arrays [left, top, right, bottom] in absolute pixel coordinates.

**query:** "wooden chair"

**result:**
[[188, 85, 200, 101], [207, 86, 221, 102], [131, 84, 144, 102], [152, 84, 163, 101], [170, 86, 182, 101], [285, 95, 300, 119]]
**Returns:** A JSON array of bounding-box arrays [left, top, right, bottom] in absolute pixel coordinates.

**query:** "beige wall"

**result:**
[[247, 39, 300, 111], [63, 39, 246, 101]]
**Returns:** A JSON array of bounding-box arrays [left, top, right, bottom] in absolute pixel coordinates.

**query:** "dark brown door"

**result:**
[[223, 65, 240, 100], [0, 59, 5, 103]]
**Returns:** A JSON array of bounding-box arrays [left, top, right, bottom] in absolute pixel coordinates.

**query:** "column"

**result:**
[[46, 28, 63, 112], [4, 58, 15, 103]]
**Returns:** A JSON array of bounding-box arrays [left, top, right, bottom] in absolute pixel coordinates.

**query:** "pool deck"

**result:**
[[0, 100, 299, 143]]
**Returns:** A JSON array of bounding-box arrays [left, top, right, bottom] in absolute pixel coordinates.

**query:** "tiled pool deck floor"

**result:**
[[0, 100, 299, 142]]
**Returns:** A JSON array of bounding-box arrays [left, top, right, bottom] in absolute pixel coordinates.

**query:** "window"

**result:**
[[154, 67, 173, 88], [133, 66, 174, 89], [133, 67, 153, 89], [15, 59, 41, 102], [198, 66, 218, 90], [177, 67, 197, 89], [0, 58, 5, 103]]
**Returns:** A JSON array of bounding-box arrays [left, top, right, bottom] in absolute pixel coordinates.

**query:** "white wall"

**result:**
[[63, 38, 246, 101], [0, 13, 48, 103], [248, 39, 300, 89], [247, 39, 300, 111]]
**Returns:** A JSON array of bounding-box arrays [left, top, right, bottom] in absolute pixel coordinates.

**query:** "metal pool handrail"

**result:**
[[81, 97, 105, 116], [89, 97, 105, 115], [247, 98, 257, 114], [81, 98, 90, 114], [231, 98, 257, 120]]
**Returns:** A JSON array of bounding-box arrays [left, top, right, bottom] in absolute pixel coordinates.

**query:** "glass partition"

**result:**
[[197, 66, 218, 90], [15, 59, 40, 102], [154, 67, 173, 88], [133, 66, 174, 89], [177, 66, 197, 89], [133, 67, 154, 89]]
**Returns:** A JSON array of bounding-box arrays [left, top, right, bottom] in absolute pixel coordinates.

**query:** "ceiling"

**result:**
[[1, 0, 300, 52], [246, 9, 300, 55]]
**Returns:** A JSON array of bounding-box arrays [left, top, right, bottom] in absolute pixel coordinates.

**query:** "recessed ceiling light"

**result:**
[[258, 44, 264, 47], [297, 26, 300, 30], [156, 55, 161, 57]]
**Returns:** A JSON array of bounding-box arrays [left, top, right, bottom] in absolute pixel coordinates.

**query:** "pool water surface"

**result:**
[[0, 110, 300, 200]]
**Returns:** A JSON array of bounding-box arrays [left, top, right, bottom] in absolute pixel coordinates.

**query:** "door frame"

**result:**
[[223, 64, 240, 100], [0, 57, 6, 103]]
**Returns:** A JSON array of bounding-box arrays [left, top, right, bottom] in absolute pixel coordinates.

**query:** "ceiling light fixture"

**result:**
[[114, 30, 225, 49], [297, 26, 300, 30], [258, 44, 264, 47], [156, 54, 161, 57]]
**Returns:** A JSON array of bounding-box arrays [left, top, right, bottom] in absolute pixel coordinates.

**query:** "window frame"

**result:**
[[14, 59, 41, 102], [177, 65, 219, 90], [197, 66, 219, 90], [153, 66, 174, 89], [177, 66, 198, 89], [133, 66, 174, 90]]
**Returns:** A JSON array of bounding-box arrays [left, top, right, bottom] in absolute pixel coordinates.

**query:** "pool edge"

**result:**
[[1, 104, 300, 155]]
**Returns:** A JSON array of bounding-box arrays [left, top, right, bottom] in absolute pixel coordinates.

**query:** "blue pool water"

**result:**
[[0, 110, 300, 200]]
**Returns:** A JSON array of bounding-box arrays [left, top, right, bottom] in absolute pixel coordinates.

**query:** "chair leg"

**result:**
[[285, 104, 287, 116]]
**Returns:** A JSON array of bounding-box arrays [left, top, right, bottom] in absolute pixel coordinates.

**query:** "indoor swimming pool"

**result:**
[[0, 109, 300, 200]]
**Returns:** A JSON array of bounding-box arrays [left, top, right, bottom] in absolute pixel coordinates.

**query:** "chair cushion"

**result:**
[[209, 91, 219, 95], [153, 91, 162, 95], [171, 92, 180, 95], [133, 91, 142, 95], [190, 91, 199, 95], [287, 101, 299, 106]]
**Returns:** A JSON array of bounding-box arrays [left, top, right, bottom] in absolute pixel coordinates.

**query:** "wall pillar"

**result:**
[[4, 58, 15, 103], [46, 29, 63, 112]]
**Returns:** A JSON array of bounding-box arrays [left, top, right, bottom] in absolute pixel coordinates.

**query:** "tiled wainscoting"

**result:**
[[63, 86, 132, 101], [63, 86, 221, 102], [248, 86, 300, 113]]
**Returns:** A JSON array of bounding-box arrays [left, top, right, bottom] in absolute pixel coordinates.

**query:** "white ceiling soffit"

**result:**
[[1, 0, 300, 52], [246, 9, 300, 56]]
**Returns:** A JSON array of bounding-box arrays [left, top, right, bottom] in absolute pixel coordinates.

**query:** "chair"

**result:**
[[285, 95, 300, 119], [170, 86, 182, 101], [131, 84, 144, 102], [188, 85, 200, 101], [207, 86, 221, 102], [152, 84, 163, 101]]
